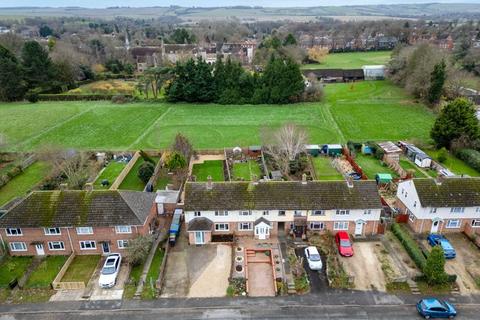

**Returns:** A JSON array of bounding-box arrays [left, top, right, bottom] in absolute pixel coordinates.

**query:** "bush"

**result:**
[[165, 152, 187, 171], [138, 161, 155, 184], [38, 94, 132, 101], [437, 147, 448, 163], [126, 235, 154, 266], [455, 148, 480, 172], [424, 246, 449, 285], [391, 223, 427, 270], [139, 150, 155, 164], [111, 95, 130, 104], [26, 91, 39, 103]]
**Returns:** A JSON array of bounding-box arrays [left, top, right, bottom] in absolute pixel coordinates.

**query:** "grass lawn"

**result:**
[[426, 149, 480, 177], [25, 256, 68, 288], [0, 256, 33, 288], [311, 156, 343, 180], [399, 157, 428, 178], [301, 51, 391, 69], [61, 255, 100, 284], [0, 161, 51, 207], [94, 161, 127, 189], [354, 153, 397, 179], [123, 262, 143, 299], [232, 160, 263, 181], [142, 247, 165, 299], [192, 160, 224, 181], [119, 157, 159, 191], [0, 81, 435, 151]]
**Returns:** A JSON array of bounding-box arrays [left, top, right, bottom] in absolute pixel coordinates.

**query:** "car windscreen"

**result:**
[[102, 265, 116, 275], [340, 240, 351, 247], [309, 254, 321, 261]]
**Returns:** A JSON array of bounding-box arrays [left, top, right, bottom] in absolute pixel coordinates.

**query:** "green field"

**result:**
[[0, 161, 51, 206], [302, 51, 391, 70], [311, 156, 343, 180], [94, 161, 127, 189], [0, 81, 435, 151], [192, 160, 225, 181], [232, 160, 263, 181]]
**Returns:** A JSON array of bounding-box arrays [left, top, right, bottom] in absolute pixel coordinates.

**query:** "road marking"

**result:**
[[127, 107, 172, 150]]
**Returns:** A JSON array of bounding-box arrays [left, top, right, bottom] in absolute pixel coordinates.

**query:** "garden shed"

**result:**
[[248, 146, 262, 157], [378, 141, 402, 162], [404, 144, 432, 168], [322, 144, 343, 156], [375, 173, 392, 184], [305, 144, 321, 156], [361, 144, 373, 155]]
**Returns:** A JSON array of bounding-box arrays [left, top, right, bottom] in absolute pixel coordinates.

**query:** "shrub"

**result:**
[[165, 152, 187, 171], [26, 91, 39, 103], [424, 246, 449, 285], [139, 150, 155, 164], [111, 95, 129, 104], [125, 235, 153, 266], [138, 161, 155, 184], [437, 147, 448, 163], [391, 223, 427, 270], [38, 94, 132, 101], [455, 148, 480, 172]]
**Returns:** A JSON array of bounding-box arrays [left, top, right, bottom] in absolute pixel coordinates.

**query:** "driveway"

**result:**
[[295, 247, 328, 293], [89, 260, 130, 301], [341, 241, 387, 291]]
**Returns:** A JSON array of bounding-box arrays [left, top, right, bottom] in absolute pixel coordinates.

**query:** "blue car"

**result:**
[[416, 298, 456, 319], [427, 234, 456, 259]]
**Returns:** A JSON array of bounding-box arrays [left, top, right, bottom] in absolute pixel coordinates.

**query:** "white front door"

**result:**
[[255, 224, 270, 240], [35, 244, 45, 256], [355, 221, 364, 236], [195, 231, 205, 244], [431, 220, 440, 233]]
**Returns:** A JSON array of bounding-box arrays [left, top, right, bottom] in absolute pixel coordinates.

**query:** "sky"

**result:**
[[1, 0, 479, 8]]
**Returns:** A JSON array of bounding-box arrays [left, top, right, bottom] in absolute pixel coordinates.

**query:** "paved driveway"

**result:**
[[89, 260, 130, 301], [295, 247, 328, 293]]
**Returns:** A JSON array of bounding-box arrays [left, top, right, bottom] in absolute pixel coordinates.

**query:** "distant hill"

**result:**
[[1, 3, 480, 20]]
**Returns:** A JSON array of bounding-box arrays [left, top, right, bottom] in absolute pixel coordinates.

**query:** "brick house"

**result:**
[[0, 190, 157, 256], [184, 180, 383, 245], [396, 178, 480, 236]]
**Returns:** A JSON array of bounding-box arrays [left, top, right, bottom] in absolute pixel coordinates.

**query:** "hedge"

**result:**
[[391, 223, 427, 270], [455, 149, 480, 173], [414, 274, 457, 284], [38, 94, 133, 101]]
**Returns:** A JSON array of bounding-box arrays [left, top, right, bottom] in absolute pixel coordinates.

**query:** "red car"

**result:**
[[335, 231, 354, 257]]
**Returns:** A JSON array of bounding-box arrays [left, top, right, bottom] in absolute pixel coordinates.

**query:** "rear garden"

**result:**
[[354, 153, 397, 179], [426, 149, 480, 177], [118, 155, 160, 191], [311, 156, 343, 180], [231, 160, 263, 181], [93, 160, 126, 189], [191, 160, 225, 181]]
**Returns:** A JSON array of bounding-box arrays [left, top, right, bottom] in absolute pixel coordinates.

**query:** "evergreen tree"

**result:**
[[21, 40, 55, 90], [0, 45, 25, 101], [427, 59, 446, 105], [431, 98, 480, 149], [283, 33, 297, 46], [424, 246, 448, 285]]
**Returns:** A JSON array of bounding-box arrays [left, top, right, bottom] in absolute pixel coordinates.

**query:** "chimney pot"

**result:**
[[302, 173, 307, 184], [85, 182, 93, 192], [59, 183, 68, 191]]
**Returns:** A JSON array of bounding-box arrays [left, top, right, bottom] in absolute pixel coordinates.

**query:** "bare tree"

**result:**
[[171, 133, 194, 164], [262, 124, 308, 176]]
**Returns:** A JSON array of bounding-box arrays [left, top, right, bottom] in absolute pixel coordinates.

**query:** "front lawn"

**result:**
[[354, 153, 397, 179], [119, 156, 159, 191], [426, 149, 480, 177], [0, 161, 51, 207], [25, 256, 68, 288], [192, 160, 224, 181], [311, 156, 343, 180], [61, 255, 100, 284], [94, 161, 126, 189], [123, 262, 144, 299], [142, 247, 165, 299], [232, 160, 263, 181], [0, 256, 33, 288]]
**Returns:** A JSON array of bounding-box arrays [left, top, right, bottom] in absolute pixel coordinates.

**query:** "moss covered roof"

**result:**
[[0, 190, 155, 228], [413, 178, 480, 207], [184, 180, 382, 211]]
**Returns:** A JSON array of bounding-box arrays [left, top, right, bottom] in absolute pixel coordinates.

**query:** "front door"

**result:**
[[355, 221, 364, 236], [195, 231, 205, 245], [102, 242, 110, 254], [35, 243, 45, 256], [256, 226, 268, 240], [431, 220, 440, 233]]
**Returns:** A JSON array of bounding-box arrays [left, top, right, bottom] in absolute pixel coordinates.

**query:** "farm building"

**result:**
[[362, 65, 386, 80], [322, 144, 343, 156], [378, 141, 402, 162], [303, 69, 364, 83]]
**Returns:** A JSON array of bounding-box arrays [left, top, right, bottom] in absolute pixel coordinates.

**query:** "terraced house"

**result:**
[[0, 190, 157, 256], [183, 179, 383, 245], [396, 178, 480, 236]]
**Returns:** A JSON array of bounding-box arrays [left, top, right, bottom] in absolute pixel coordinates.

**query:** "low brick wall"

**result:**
[[110, 151, 140, 190]]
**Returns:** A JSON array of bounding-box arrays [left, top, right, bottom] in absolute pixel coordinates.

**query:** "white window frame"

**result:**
[[79, 240, 96, 250], [430, 207, 437, 214], [48, 241, 65, 251], [312, 210, 325, 216], [215, 223, 229, 231], [310, 222, 324, 230], [408, 212, 416, 222], [9, 242, 27, 252], [117, 240, 128, 249], [472, 219, 480, 228], [294, 210, 303, 216], [239, 211, 251, 216], [194, 211, 201, 217], [278, 210, 286, 216], [115, 226, 132, 234], [446, 219, 461, 229], [5, 228, 22, 236], [364, 209, 372, 215], [450, 207, 465, 213], [263, 210, 269, 216], [238, 222, 252, 231], [336, 210, 350, 215], [333, 221, 349, 231], [44, 227, 61, 235], [76, 227, 93, 235], [215, 211, 228, 216]]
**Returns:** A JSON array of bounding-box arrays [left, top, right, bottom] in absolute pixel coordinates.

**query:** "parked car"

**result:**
[[427, 234, 456, 259], [99, 253, 122, 288], [335, 231, 354, 257], [416, 298, 457, 319], [304, 246, 323, 270]]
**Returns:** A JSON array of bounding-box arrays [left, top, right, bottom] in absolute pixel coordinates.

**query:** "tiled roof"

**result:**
[[184, 181, 382, 211], [0, 190, 155, 228], [187, 217, 213, 231], [413, 178, 480, 207]]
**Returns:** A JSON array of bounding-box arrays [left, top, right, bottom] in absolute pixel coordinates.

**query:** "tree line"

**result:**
[[164, 55, 310, 104]]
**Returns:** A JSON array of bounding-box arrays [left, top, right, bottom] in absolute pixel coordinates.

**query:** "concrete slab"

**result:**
[[160, 234, 190, 297]]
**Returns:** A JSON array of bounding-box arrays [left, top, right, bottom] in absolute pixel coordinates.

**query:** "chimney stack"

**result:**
[[252, 174, 258, 185], [59, 183, 68, 191], [301, 173, 307, 185], [206, 175, 213, 190], [436, 174, 445, 185], [346, 176, 354, 188], [84, 182, 93, 192]]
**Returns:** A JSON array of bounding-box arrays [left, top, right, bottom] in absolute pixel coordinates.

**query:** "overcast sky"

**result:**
[[1, 0, 479, 8]]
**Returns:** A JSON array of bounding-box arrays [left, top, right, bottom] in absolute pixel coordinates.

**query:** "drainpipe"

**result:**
[[66, 227, 74, 255]]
